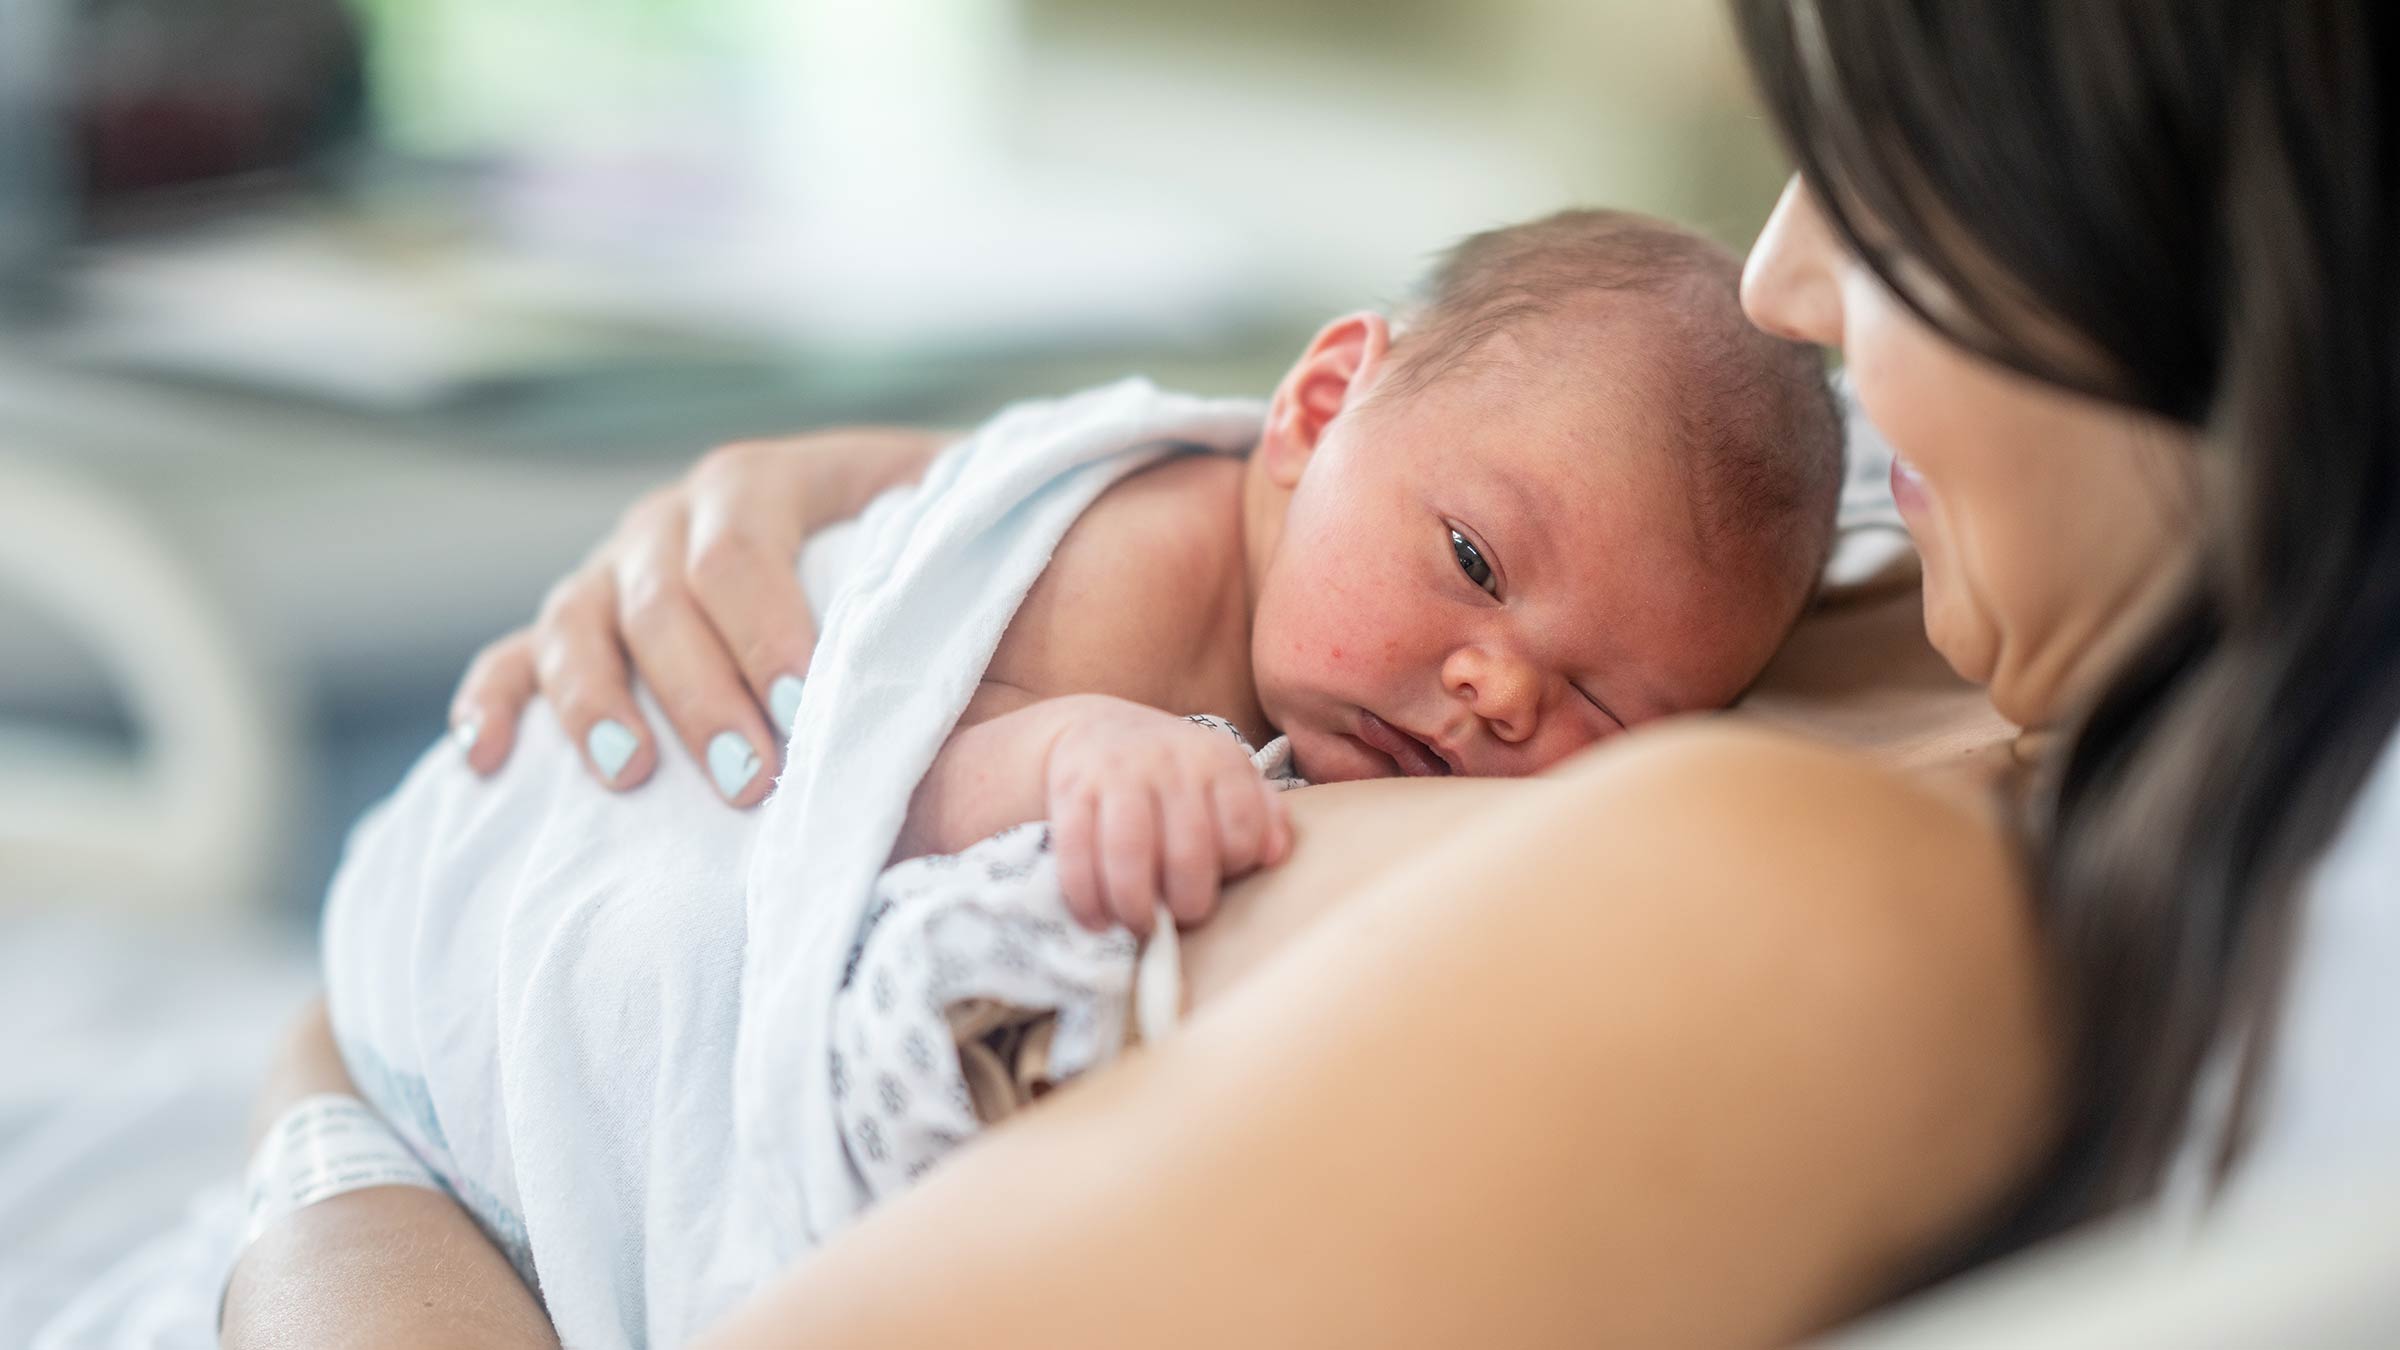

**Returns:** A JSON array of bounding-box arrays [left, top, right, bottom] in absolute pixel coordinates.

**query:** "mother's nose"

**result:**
[[1742, 175, 1844, 348]]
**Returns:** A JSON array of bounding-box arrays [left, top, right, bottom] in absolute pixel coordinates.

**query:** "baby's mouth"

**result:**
[[1357, 711, 1453, 778]]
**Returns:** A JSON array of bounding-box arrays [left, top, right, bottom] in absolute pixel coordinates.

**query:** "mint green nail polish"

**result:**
[[453, 716, 481, 755], [708, 731, 761, 801], [588, 720, 638, 785], [770, 674, 806, 735]]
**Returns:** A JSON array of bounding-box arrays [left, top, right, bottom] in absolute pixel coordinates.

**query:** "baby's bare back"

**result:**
[[983, 451, 1268, 738]]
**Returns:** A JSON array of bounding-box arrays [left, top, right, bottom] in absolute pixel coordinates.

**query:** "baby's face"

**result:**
[[1250, 344, 1796, 783]]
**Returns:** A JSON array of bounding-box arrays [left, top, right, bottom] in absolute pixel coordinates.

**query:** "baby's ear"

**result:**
[[1260, 312, 1392, 488]]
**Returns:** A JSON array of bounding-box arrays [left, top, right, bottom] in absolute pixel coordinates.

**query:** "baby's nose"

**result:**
[[1442, 647, 1542, 744]]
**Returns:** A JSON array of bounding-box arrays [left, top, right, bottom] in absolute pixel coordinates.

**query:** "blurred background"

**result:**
[[0, 0, 1783, 1328], [1, 0, 1788, 927]]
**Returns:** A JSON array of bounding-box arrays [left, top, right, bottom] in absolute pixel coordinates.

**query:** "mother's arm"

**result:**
[[701, 725, 2061, 1348], [220, 1001, 560, 1350], [221, 428, 954, 1343]]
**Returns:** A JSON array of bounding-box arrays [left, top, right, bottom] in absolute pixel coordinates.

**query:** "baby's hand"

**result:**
[[1044, 703, 1292, 936]]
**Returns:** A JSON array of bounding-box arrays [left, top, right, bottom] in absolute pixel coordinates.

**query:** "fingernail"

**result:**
[[452, 715, 481, 756], [587, 719, 638, 785], [708, 730, 762, 801], [770, 674, 806, 735]]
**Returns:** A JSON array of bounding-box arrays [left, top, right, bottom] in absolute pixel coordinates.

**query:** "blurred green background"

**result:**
[[0, 0, 1787, 925]]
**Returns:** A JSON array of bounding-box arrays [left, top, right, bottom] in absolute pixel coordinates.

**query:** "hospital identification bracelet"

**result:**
[[241, 1093, 447, 1246]]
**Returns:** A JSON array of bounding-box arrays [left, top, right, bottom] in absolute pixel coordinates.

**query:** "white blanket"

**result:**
[[315, 379, 1258, 1347], [34, 376, 1933, 1348]]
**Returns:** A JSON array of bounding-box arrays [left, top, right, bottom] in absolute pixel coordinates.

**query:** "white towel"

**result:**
[[313, 378, 1263, 1347], [40, 379, 1925, 1349], [725, 379, 1265, 1267]]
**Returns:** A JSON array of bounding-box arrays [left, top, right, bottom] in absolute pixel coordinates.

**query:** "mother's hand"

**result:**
[[450, 428, 947, 804]]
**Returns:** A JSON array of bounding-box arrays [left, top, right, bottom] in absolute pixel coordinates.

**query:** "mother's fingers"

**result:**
[[684, 523, 820, 740], [533, 569, 659, 791], [619, 569, 780, 807], [449, 629, 537, 776]]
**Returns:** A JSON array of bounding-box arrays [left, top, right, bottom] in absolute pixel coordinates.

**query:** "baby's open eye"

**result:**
[[1451, 528, 1497, 595]]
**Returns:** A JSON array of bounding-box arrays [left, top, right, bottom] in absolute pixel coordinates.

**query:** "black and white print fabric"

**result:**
[[830, 717, 1302, 1199]]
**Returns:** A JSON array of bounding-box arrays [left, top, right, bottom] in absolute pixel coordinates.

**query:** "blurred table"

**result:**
[[0, 341, 674, 721]]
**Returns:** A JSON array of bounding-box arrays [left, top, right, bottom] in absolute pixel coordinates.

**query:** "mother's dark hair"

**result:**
[[1730, 0, 2400, 1255]]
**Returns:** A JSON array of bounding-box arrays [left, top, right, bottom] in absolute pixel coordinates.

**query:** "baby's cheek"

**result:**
[[1514, 715, 1613, 777], [1274, 634, 1357, 690], [1267, 597, 1360, 672], [1254, 551, 1411, 702], [1295, 614, 1394, 683]]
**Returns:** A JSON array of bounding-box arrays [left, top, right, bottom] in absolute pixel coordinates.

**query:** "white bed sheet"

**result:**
[[0, 913, 316, 1346]]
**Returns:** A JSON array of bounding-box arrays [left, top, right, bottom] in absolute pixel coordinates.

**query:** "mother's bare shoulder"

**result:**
[[714, 721, 2062, 1349], [1384, 720, 2057, 1276], [1247, 716, 2029, 950], [1201, 718, 2047, 1077], [1537, 718, 2037, 958], [1193, 718, 2059, 1319]]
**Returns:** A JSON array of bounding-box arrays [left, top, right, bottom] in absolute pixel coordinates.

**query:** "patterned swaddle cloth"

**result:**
[[832, 717, 1303, 1196]]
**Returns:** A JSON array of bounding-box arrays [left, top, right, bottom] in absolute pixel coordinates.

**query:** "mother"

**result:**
[[226, 1, 2400, 1344]]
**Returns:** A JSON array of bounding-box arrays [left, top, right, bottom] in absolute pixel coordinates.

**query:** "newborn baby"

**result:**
[[315, 207, 1842, 1344], [894, 207, 1842, 935]]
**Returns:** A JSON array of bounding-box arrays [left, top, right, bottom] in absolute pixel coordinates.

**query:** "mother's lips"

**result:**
[[1890, 452, 1933, 517], [1358, 710, 1454, 777]]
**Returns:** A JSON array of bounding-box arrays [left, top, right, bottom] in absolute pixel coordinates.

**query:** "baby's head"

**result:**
[[1244, 208, 1842, 783]]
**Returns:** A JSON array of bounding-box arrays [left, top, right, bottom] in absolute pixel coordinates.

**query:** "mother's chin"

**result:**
[[1911, 496, 2202, 736]]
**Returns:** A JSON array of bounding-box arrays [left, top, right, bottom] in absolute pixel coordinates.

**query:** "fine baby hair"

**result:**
[[1387, 207, 1846, 631]]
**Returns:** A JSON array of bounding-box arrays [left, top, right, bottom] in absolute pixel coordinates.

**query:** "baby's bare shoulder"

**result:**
[[986, 453, 1249, 702]]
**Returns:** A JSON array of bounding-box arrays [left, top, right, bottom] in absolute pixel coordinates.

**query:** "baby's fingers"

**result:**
[[1053, 788, 1108, 933], [1263, 785, 1293, 865], [1157, 776, 1219, 929], [1209, 771, 1280, 878], [1097, 786, 1163, 938]]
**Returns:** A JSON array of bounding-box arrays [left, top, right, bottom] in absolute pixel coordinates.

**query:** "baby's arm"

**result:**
[[891, 682, 1068, 857], [895, 689, 1290, 936]]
